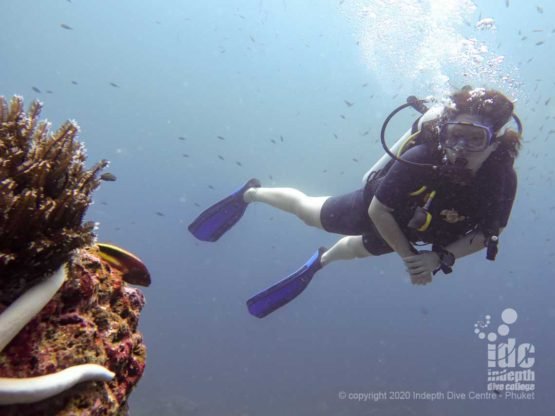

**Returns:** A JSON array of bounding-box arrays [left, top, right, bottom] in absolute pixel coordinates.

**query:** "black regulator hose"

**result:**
[[379, 98, 440, 171]]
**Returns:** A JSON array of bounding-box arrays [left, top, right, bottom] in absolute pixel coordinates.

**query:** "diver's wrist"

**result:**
[[433, 247, 455, 274]]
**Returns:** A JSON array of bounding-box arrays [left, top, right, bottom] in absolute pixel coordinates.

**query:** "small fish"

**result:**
[[362, 83, 368, 87], [333, 133, 338, 139], [536, 41, 544, 46], [270, 139, 276, 144], [155, 211, 165, 217], [100, 172, 117, 181], [361, 130, 369, 136], [505, 0, 509, 7], [182, 153, 189, 158], [109, 82, 120, 88], [545, 98, 551, 106], [280, 135, 284, 142], [340, 114, 346, 119], [71, 80, 78, 85], [249, 35, 256, 43], [493, 389, 502, 397], [236, 161, 243, 167], [208, 185, 215, 190], [217, 135, 225, 140], [344, 100, 354, 107], [46, 90, 54, 94], [537, 6, 543, 14], [218, 155, 225, 160], [178, 136, 186, 141], [352, 158, 359, 162], [60, 23, 73, 30], [32, 86, 41, 93], [97, 243, 151, 287]]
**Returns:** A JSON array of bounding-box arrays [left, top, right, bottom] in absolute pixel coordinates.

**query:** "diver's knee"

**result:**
[[346, 236, 371, 258]]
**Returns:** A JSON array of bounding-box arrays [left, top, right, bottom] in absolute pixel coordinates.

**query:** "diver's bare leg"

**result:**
[[321, 236, 372, 266], [244, 187, 328, 229]]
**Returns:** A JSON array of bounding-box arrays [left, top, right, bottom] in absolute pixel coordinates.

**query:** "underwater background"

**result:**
[[1, 0, 554, 415]]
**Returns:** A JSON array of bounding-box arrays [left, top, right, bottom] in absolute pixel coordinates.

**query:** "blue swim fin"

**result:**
[[188, 178, 261, 242], [247, 247, 326, 318]]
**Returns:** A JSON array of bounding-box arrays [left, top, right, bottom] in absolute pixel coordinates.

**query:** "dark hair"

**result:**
[[443, 86, 522, 159]]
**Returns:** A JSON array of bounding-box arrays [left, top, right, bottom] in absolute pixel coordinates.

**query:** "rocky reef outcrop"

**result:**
[[0, 247, 146, 416], [0, 96, 148, 415]]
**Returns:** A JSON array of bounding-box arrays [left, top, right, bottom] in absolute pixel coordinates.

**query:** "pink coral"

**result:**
[[0, 247, 146, 416]]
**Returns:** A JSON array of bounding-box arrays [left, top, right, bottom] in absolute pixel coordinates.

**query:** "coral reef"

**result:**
[[0, 95, 147, 414], [0, 247, 147, 415], [0, 95, 107, 301]]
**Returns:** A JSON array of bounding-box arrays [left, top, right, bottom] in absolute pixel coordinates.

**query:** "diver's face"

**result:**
[[443, 114, 499, 172]]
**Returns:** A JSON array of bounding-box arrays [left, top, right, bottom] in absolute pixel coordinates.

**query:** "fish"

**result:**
[[236, 161, 243, 167], [217, 135, 225, 140], [344, 100, 354, 107], [155, 211, 165, 217], [109, 82, 120, 88], [280, 135, 284, 142], [536, 41, 544, 46], [60, 23, 73, 30], [96, 243, 151, 287], [537, 6, 544, 14], [340, 114, 346, 119], [182, 153, 190, 158], [100, 172, 117, 181], [505, 0, 509, 6], [32, 86, 41, 93], [218, 155, 225, 160], [178, 136, 186, 140], [71, 80, 78, 85], [46, 90, 54, 94]]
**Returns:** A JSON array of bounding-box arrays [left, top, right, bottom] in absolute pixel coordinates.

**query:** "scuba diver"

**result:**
[[189, 87, 522, 318]]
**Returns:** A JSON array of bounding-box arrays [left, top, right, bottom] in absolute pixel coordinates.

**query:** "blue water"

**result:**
[[1, 1, 554, 415]]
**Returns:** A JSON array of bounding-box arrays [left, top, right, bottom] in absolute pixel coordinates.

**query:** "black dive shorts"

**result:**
[[320, 188, 394, 255]]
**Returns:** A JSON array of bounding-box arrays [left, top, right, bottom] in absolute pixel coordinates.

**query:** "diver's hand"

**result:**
[[410, 272, 433, 285], [403, 251, 440, 285]]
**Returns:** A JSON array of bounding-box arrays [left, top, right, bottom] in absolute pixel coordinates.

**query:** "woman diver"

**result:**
[[189, 86, 522, 318]]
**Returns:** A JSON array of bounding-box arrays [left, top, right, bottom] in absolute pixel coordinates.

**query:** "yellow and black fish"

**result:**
[[97, 243, 151, 287]]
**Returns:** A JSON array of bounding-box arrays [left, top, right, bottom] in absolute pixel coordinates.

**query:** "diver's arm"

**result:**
[[368, 196, 415, 258], [444, 228, 505, 259]]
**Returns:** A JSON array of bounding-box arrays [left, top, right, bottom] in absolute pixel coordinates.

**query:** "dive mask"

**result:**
[[439, 121, 495, 152]]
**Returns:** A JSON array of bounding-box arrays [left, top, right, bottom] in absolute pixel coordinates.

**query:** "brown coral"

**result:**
[[0, 96, 107, 301]]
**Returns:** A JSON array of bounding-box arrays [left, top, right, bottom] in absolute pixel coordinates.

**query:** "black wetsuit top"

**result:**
[[372, 144, 517, 247]]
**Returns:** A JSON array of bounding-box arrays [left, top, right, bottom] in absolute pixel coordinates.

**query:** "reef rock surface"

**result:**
[[0, 247, 146, 416]]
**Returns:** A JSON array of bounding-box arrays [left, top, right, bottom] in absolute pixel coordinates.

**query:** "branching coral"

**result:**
[[0, 95, 107, 301]]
